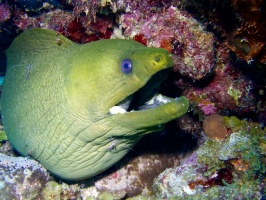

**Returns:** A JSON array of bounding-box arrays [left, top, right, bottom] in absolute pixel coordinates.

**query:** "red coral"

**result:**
[[189, 168, 233, 190], [13, 8, 114, 44], [160, 38, 172, 52], [59, 17, 113, 43], [59, 18, 85, 43], [133, 34, 148, 46]]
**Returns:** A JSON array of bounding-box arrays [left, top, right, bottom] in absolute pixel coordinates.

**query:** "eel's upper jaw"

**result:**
[[109, 93, 175, 115]]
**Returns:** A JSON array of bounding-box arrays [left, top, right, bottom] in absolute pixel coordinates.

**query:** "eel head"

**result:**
[[67, 39, 189, 140]]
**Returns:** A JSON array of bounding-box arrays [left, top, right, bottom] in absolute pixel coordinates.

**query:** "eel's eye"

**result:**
[[121, 59, 132, 74]]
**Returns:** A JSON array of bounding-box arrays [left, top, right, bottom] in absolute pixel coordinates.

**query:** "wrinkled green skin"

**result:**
[[1, 29, 189, 180]]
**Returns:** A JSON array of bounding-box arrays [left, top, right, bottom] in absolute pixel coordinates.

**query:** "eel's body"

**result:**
[[1, 28, 189, 180]]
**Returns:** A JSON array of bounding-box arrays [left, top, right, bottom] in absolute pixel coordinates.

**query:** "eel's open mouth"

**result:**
[[109, 68, 175, 114], [109, 93, 173, 114]]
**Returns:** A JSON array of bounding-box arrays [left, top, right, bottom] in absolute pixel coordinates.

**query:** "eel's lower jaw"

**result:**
[[109, 93, 172, 115]]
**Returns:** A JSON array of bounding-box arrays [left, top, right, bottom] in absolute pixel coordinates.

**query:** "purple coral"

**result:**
[[0, 2, 11, 23], [13, 8, 113, 43], [179, 43, 256, 117], [198, 102, 217, 116], [121, 5, 215, 80], [0, 153, 52, 199]]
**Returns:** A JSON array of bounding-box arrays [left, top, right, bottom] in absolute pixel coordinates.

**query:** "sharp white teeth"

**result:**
[[110, 94, 173, 114], [109, 106, 127, 114], [145, 94, 171, 106], [156, 94, 171, 104]]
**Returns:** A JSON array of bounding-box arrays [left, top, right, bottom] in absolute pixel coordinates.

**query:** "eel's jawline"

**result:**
[[109, 93, 171, 115]]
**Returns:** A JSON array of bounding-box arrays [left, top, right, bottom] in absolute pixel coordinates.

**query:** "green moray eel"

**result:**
[[1, 28, 189, 180]]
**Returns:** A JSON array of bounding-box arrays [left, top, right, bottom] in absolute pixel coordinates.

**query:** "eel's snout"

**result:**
[[153, 51, 172, 63], [150, 50, 173, 71], [154, 54, 163, 63]]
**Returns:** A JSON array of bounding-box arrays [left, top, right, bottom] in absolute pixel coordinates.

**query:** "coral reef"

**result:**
[[42, 181, 81, 199], [0, 153, 86, 199], [0, 2, 11, 23], [202, 114, 228, 141], [175, 114, 203, 136], [14, 0, 62, 12], [0, 153, 52, 199], [177, 42, 256, 117], [94, 153, 180, 198], [182, 0, 266, 64], [121, 4, 215, 80], [226, 0, 266, 64], [0, 129, 16, 157], [12, 9, 114, 43], [153, 116, 266, 199]]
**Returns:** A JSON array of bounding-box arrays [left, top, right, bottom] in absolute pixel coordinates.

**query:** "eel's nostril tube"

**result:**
[[154, 55, 162, 63]]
